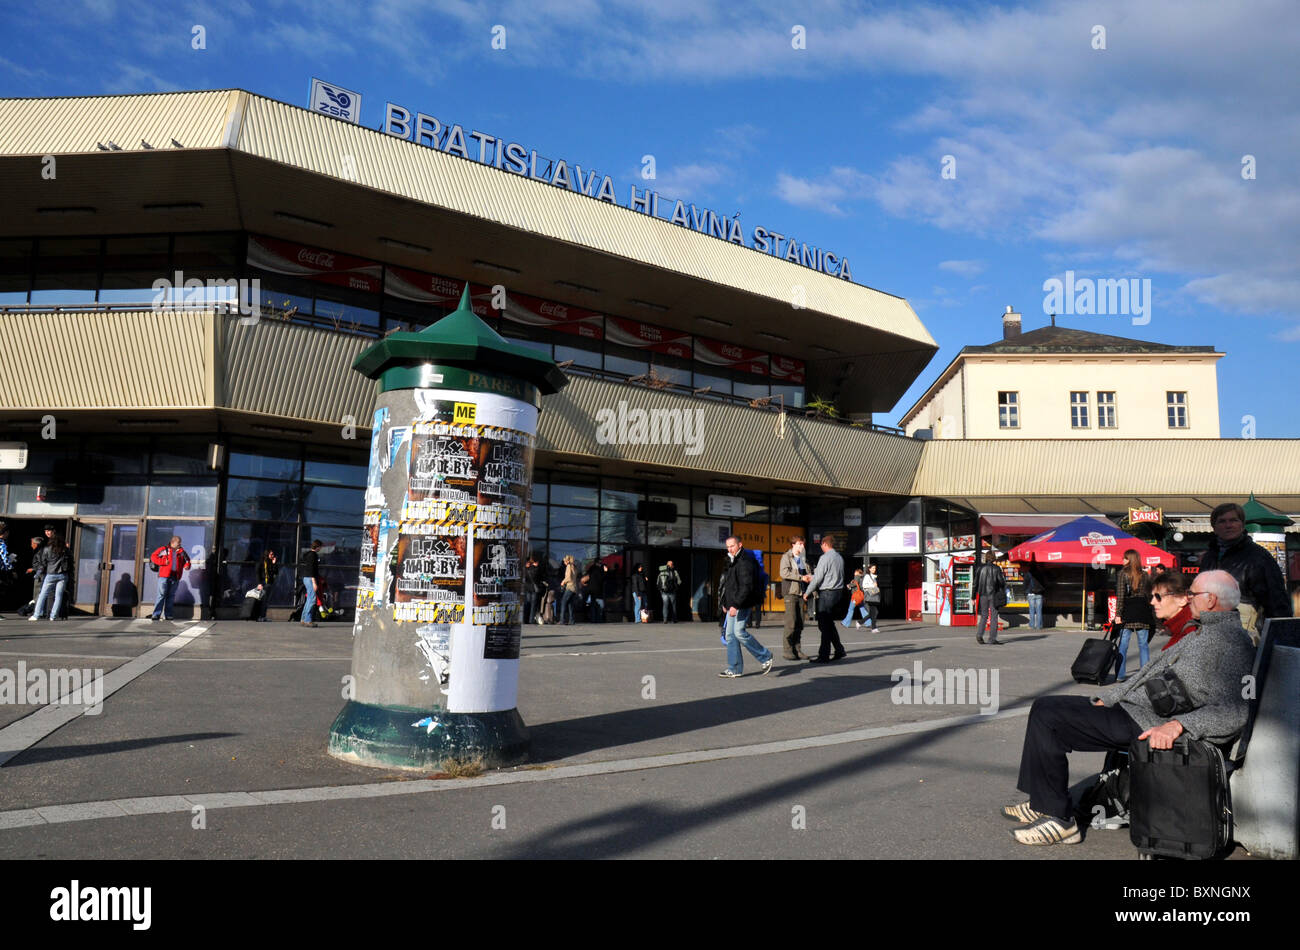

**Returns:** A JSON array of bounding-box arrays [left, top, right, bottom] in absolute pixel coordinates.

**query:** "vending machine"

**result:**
[[950, 554, 977, 626]]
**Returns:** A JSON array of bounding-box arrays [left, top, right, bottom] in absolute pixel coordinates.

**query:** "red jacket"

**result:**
[[151, 545, 191, 579]]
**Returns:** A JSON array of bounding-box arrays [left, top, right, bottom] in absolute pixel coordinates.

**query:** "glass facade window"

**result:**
[[550, 481, 598, 508], [649, 358, 691, 387], [314, 295, 380, 331], [600, 508, 644, 544], [771, 385, 805, 409], [31, 236, 99, 303], [229, 450, 301, 482], [140, 520, 213, 613], [0, 237, 33, 303], [600, 480, 642, 511], [149, 482, 218, 518], [1167, 391, 1188, 428], [304, 457, 366, 486], [693, 371, 730, 395], [303, 484, 364, 524], [221, 520, 298, 564], [549, 506, 599, 540], [77, 482, 147, 516], [555, 342, 602, 369], [99, 235, 170, 304], [1070, 391, 1089, 428], [225, 477, 302, 521], [733, 377, 770, 401], [605, 346, 649, 379], [998, 391, 1019, 428], [1097, 391, 1117, 428], [151, 440, 211, 476]]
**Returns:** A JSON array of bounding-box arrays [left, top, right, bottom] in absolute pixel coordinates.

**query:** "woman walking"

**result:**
[[29, 533, 72, 622], [841, 568, 869, 628], [301, 540, 323, 628], [1113, 549, 1154, 681], [861, 563, 882, 630], [559, 554, 579, 625]]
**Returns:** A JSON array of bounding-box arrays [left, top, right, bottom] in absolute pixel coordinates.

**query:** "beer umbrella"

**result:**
[[1007, 516, 1175, 625]]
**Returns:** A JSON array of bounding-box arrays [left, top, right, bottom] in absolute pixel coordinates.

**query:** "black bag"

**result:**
[[239, 595, 259, 620], [1129, 735, 1232, 860], [1143, 668, 1195, 718], [1071, 637, 1119, 684], [1073, 749, 1131, 829]]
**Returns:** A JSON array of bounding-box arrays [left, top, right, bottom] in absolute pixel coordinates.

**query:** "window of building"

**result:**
[[31, 236, 100, 304], [998, 391, 1019, 428], [0, 238, 33, 304], [1167, 392, 1188, 428], [1070, 391, 1089, 428], [99, 235, 171, 305], [1097, 391, 1117, 428]]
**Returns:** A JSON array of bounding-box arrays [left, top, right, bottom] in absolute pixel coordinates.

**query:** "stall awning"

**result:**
[[979, 514, 1120, 537]]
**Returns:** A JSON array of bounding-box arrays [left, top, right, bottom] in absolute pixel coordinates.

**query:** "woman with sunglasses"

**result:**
[[1149, 570, 1196, 651]]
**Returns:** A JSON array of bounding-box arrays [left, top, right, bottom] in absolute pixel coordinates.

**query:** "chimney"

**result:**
[[1002, 305, 1022, 340]]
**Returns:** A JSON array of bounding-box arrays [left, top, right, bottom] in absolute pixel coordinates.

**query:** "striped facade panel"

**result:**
[[535, 375, 924, 494], [221, 316, 376, 424], [912, 439, 1300, 497], [0, 91, 240, 155], [0, 310, 211, 409], [235, 96, 934, 345]]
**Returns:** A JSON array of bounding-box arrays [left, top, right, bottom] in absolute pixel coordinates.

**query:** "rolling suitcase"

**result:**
[[239, 595, 259, 620], [1071, 637, 1118, 684], [1129, 735, 1232, 859]]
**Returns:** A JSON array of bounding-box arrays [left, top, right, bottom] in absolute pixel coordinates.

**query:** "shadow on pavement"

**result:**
[[5, 732, 240, 767]]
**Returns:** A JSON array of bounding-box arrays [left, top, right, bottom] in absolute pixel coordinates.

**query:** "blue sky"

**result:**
[[3, 0, 1297, 436]]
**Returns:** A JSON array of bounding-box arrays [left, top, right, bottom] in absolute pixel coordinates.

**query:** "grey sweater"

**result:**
[[1092, 609, 1256, 744], [805, 548, 845, 597]]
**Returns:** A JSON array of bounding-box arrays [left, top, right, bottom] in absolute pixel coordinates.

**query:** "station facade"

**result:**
[[0, 90, 1296, 622]]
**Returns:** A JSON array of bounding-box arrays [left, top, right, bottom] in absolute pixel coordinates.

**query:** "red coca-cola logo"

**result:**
[[298, 249, 336, 268], [540, 302, 569, 319], [721, 344, 742, 358]]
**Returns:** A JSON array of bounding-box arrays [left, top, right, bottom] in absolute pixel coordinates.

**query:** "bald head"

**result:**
[[1188, 569, 1240, 617]]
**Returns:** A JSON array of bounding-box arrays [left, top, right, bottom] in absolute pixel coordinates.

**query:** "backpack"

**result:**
[[658, 567, 678, 594], [747, 549, 770, 608]]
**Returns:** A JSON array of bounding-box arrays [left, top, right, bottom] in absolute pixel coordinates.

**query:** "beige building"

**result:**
[[900, 308, 1223, 439]]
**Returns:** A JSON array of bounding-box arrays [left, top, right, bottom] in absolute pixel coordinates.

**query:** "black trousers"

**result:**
[[783, 593, 805, 656], [814, 590, 845, 660], [1016, 695, 1143, 819]]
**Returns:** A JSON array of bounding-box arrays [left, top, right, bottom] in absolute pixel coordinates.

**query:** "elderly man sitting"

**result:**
[[1001, 570, 1256, 846]]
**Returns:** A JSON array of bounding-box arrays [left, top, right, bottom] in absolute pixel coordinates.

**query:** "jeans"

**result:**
[[842, 600, 869, 627], [588, 595, 604, 623], [302, 577, 316, 624], [1027, 593, 1044, 629], [724, 607, 772, 673], [633, 592, 643, 622], [34, 572, 68, 619], [560, 589, 577, 624], [151, 574, 179, 619], [661, 592, 677, 623], [1115, 625, 1150, 680]]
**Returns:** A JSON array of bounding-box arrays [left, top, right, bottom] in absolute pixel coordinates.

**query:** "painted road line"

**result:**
[[0, 704, 1031, 830], [0, 625, 209, 768]]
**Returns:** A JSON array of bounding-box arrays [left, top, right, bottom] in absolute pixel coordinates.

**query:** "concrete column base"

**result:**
[[327, 701, 530, 772]]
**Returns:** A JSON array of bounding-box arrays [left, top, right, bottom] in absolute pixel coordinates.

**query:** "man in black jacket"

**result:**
[[718, 536, 774, 678], [1199, 503, 1291, 639]]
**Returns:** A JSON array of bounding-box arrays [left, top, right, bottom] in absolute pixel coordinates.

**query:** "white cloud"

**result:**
[[939, 260, 985, 278], [775, 167, 874, 216]]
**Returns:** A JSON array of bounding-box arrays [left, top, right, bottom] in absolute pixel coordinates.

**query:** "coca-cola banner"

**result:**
[[605, 315, 690, 357], [247, 234, 382, 293], [770, 354, 806, 385], [695, 336, 769, 376], [500, 291, 603, 340]]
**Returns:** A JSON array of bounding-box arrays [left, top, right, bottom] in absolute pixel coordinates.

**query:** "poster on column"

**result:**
[[392, 524, 467, 623], [357, 511, 380, 610]]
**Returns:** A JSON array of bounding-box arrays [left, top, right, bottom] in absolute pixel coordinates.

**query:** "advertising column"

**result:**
[[329, 287, 566, 771]]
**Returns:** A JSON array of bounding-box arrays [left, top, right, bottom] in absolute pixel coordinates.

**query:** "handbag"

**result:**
[[1144, 667, 1195, 718], [245, 587, 264, 601], [851, 588, 865, 605]]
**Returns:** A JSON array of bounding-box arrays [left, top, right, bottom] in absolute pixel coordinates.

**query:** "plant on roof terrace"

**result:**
[[805, 395, 840, 419]]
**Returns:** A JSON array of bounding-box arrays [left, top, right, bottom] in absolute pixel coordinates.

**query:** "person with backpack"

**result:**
[[29, 533, 73, 622], [657, 559, 681, 624], [717, 535, 774, 677], [974, 551, 1006, 645], [631, 564, 649, 623], [148, 535, 191, 621]]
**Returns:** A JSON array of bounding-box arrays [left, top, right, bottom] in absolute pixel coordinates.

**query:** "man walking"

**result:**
[[804, 535, 847, 662], [301, 539, 323, 628], [974, 552, 1006, 645], [149, 535, 191, 621], [1198, 502, 1291, 639], [1001, 570, 1255, 846], [657, 559, 681, 623], [779, 535, 813, 659], [718, 536, 774, 677]]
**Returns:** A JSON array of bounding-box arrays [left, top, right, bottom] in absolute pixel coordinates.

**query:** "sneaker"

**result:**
[[760, 658, 774, 675], [718, 670, 742, 678], [1001, 801, 1045, 823], [1011, 815, 1082, 846], [28, 615, 38, 622], [854, 621, 863, 628]]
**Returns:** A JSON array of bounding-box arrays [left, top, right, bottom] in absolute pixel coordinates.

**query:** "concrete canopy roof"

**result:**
[[0, 90, 938, 415]]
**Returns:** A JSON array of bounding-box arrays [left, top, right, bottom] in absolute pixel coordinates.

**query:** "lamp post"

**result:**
[[328, 287, 566, 770]]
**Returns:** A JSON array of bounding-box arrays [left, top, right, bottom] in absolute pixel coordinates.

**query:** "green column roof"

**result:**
[[1242, 492, 1294, 529], [353, 286, 569, 394]]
